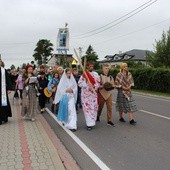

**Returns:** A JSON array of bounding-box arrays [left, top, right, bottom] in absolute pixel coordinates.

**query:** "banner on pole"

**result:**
[[57, 28, 69, 51]]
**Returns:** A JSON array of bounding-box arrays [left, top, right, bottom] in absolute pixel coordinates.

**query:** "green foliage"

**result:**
[[10, 64, 15, 70], [96, 67, 170, 93], [21, 63, 27, 69], [82, 45, 99, 69], [130, 68, 170, 93], [126, 61, 147, 68], [33, 39, 53, 65], [147, 28, 170, 68]]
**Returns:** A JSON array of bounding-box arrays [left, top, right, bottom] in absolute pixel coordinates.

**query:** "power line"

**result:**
[[71, 17, 169, 55], [0, 42, 34, 45], [72, 0, 158, 39], [73, 0, 154, 37], [73, 0, 158, 39], [93, 18, 170, 46]]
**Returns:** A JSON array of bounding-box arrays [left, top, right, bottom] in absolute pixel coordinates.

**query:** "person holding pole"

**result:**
[[78, 60, 100, 130]]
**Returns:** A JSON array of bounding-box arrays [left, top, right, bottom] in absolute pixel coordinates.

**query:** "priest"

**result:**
[[0, 56, 12, 125]]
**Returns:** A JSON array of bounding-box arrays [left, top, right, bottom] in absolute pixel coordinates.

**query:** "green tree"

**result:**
[[10, 64, 15, 70], [82, 45, 99, 69], [33, 39, 53, 65], [147, 28, 170, 68], [21, 63, 27, 69], [126, 61, 146, 68]]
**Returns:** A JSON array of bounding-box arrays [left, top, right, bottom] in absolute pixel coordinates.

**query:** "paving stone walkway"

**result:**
[[0, 95, 79, 170]]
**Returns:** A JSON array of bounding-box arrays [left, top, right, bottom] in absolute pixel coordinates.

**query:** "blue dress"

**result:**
[[57, 94, 68, 123]]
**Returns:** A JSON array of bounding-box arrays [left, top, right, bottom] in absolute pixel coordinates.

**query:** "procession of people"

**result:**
[[0, 56, 137, 131]]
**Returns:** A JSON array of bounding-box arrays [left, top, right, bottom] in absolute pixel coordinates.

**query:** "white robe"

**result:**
[[54, 71, 77, 130], [78, 71, 100, 127], [64, 93, 77, 129]]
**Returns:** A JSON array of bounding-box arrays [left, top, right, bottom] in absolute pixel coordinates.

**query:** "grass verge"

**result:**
[[132, 89, 170, 98]]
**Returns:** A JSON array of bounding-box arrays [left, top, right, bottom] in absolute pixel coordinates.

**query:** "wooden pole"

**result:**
[[84, 56, 87, 69], [74, 48, 95, 93]]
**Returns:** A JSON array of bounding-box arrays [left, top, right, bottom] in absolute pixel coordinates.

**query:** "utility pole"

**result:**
[[78, 47, 83, 58]]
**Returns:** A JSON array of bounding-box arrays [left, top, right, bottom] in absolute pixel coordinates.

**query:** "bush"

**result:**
[[96, 68, 170, 93], [130, 68, 170, 93]]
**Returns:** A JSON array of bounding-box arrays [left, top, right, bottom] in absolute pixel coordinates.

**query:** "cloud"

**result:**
[[0, 0, 170, 68]]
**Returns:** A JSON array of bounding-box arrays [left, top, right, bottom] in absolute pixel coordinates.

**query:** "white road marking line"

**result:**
[[133, 93, 170, 102], [139, 109, 170, 120], [45, 108, 111, 170], [112, 101, 170, 120]]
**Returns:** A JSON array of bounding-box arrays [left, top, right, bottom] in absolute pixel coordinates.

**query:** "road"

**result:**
[[44, 91, 170, 170]]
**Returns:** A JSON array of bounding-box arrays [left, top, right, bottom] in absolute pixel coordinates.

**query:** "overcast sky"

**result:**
[[0, 0, 169, 68]]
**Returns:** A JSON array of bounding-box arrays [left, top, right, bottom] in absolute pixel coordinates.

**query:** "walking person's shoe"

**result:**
[[70, 129, 77, 132], [119, 118, 126, 122], [41, 108, 45, 113], [129, 119, 136, 125], [31, 118, 35, 122], [87, 126, 93, 131], [107, 121, 115, 126]]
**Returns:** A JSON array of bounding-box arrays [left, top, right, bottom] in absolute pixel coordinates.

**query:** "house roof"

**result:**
[[100, 49, 152, 63], [124, 49, 151, 60]]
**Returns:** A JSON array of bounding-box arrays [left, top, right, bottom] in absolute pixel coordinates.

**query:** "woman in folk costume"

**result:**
[[115, 63, 137, 125], [78, 61, 100, 130], [21, 64, 39, 121], [54, 68, 78, 131], [0, 57, 12, 125]]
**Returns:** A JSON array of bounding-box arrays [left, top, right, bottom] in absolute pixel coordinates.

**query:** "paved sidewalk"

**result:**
[[0, 95, 79, 170]]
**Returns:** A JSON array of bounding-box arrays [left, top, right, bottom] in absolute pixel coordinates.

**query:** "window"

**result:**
[[114, 56, 119, 60], [124, 55, 130, 59]]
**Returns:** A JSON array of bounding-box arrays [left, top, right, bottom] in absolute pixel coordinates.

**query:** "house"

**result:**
[[99, 49, 151, 67], [47, 53, 74, 68]]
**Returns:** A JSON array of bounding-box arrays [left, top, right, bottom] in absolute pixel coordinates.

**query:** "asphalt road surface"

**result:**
[[44, 91, 170, 170]]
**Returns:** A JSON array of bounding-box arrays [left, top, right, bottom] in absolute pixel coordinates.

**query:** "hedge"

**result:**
[[96, 68, 170, 93]]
